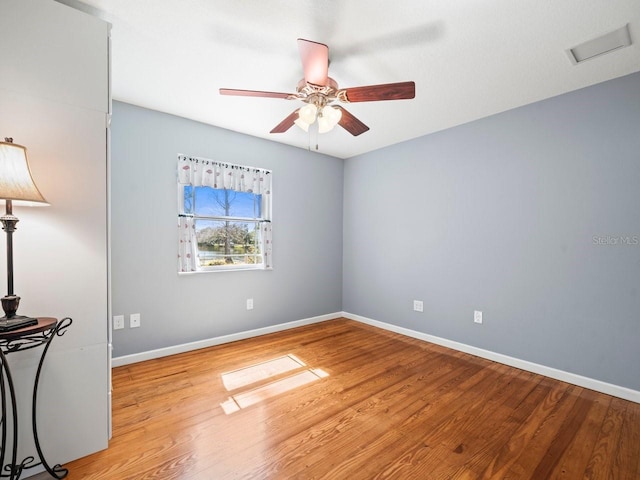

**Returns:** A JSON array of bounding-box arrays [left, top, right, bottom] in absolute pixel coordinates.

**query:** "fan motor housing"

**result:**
[[297, 77, 339, 105]]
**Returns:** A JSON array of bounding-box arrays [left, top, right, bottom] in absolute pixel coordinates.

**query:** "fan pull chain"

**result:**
[[308, 122, 319, 151]]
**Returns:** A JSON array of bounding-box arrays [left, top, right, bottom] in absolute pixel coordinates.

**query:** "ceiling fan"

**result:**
[[220, 38, 415, 136]]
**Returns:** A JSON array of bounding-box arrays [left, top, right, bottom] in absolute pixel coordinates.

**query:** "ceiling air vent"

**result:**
[[567, 24, 632, 64]]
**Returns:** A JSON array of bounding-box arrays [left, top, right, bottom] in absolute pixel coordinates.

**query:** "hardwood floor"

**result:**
[[63, 318, 640, 479]]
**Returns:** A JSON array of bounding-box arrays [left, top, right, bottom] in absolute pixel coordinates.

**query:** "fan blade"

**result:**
[[335, 106, 369, 136], [298, 38, 329, 86], [340, 81, 415, 103], [220, 88, 293, 99], [270, 109, 300, 134]]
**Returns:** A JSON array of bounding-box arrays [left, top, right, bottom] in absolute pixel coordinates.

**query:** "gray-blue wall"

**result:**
[[343, 72, 640, 391], [112, 73, 639, 393], [111, 102, 343, 357]]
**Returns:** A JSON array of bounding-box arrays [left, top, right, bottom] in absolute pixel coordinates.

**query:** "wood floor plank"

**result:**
[[546, 389, 612, 479], [613, 402, 637, 480], [476, 383, 576, 479], [526, 388, 595, 479], [583, 397, 628, 479], [426, 370, 542, 478], [447, 379, 552, 479], [61, 318, 640, 479]]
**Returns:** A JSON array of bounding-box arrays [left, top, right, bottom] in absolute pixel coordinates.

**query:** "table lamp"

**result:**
[[0, 138, 48, 331]]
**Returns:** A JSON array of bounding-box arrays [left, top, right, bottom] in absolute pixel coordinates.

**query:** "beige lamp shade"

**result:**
[[0, 141, 48, 205]]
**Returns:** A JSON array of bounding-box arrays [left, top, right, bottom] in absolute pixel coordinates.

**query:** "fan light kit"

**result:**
[[221, 39, 416, 136], [294, 104, 342, 133]]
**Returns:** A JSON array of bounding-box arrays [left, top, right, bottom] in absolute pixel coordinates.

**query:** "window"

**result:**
[[184, 186, 264, 267], [177, 155, 272, 272]]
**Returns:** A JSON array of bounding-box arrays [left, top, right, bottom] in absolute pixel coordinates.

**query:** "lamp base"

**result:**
[[0, 315, 38, 332], [2, 294, 21, 317], [0, 295, 37, 331]]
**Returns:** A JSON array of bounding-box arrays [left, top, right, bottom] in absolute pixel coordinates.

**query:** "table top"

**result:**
[[0, 317, 57, 340]]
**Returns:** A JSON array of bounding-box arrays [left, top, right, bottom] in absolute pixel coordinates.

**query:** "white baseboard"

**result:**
[[112, 312, 340, 367], [344, 312, 640, 404], [112, 310, 639, 404]]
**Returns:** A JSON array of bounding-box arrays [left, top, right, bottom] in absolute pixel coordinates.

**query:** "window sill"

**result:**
[[178, 266, 273, 275]]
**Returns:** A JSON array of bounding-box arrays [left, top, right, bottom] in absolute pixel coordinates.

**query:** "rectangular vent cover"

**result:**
[[568, 24, 632, 64]]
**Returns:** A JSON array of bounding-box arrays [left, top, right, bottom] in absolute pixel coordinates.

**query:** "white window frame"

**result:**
[[177, 155, 272, 273]]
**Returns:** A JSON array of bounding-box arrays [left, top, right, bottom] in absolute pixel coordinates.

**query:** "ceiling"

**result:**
[[57, 0, 640, 159]]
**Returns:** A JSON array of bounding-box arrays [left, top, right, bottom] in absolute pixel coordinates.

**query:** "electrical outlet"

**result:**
[[113, 315, 124, 330], [413, 300, 424, 312], [474, 310, 483, 324], [130, 313, 141, 328], [246, 298, 254, 310]]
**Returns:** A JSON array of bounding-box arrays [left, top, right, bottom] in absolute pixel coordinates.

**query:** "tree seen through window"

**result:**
[[184, 186, 264, 267]]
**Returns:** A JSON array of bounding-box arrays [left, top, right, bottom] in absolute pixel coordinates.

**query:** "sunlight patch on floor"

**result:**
[[221, 354, 306, 391], [220, 354, 328, 414]]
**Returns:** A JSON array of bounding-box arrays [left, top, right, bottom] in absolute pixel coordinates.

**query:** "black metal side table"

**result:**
[[0, 317, 72, 480]]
